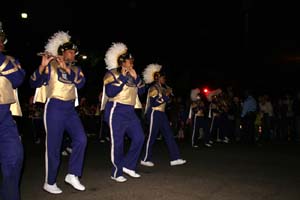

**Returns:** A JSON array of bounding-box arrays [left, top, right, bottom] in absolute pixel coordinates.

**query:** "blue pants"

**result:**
[[0, 105, 24, 200], [44, 99, 87, 184], [192, 115, 210, 146], [104, 102, 145, 178], [142, 110, 180, 162]]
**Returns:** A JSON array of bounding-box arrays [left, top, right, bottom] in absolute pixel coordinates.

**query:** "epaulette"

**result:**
[[148, 86, 158, 97]]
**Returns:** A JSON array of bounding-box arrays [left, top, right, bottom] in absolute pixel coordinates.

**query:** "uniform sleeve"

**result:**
[[0, 56, 25, 88], [29, 67, 49, 88], [104, 71, 128, 97], [69, 66, 85, 89], [148, 86, 169, 107], [135, 75, 145, 95]]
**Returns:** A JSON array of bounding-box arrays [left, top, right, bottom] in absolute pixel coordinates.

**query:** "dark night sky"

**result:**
[[1, 0, 300, 101]]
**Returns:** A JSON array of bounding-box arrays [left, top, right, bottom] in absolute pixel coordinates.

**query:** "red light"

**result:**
[[203, 88, 209, 93]]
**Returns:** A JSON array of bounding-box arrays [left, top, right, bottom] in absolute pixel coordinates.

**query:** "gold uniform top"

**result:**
[[0, 55, 23, 116], [102, 69, 142, 108], [47, 62, 77, 101], [146, 83, 168, 112], [33, 61, 81, 103], [0, 76, 15, 104]]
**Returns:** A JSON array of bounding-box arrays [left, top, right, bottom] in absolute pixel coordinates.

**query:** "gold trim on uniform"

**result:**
[[109, 85, 138, 106], [0, 56, 22, 75], [33, 84, 48, 103], [0, 76, 15, 104], [0, 56, 23, 114], [148, 87, 158, 97], [1, 67, 18, 75], [33, 62, 82, 103], [46, 61, 76, 101], [10, 89, 22, 116], [58, 76, 73, 84], [0, 57, 9, 72], [104, 69, 140, 107], [103, 72, 115, 85], [152, 104, 166, 112], [147, 84, 166, 112], [71, 66, 84, 84], [104, 69, 124, 86]]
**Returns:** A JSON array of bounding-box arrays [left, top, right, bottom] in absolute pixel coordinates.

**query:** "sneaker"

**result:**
[[222, 137, 229, 143], [43, 183, 62, 194], [123, 167, 141, 178], [170, 159, 187, 166], [66, 147, 72, 154], [204, 143, 212, 147], [61, 150, 68, 156], [222, 139, 229, 144], [65, 174, 85, 191], [111, 176, 127, 183], [99, 139, 105, 143], [140, 160, 155, 167]]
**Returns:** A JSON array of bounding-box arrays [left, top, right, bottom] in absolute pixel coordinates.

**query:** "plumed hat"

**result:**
[[190, 88, 201, 101], [142, 63, 163, 84], [44, 31, 78, 56], [207, 88, 222, 102], [104, 42, 133, 70]]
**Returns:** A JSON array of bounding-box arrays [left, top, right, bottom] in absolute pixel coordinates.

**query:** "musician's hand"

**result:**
[[165, 88, 173, 97], [127, 67, 137, 79], [57, 56, 71, 74], [39, 55, 54, 74], [121, 67, 128, 76], [121, 66, 136, 79]]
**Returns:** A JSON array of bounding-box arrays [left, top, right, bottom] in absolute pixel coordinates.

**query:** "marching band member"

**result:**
[[30, 31, 87, 194], [140, 63, 186, 167], [207, 89, 229, 143], [188, 88, 212, 148], [101, 42, 145, 182], [0, 21, 25, 200]]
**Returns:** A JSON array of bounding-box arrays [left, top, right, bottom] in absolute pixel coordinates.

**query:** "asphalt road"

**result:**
[[13, 134, 300, 200]]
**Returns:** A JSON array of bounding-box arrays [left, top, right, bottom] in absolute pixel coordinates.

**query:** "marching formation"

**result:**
[[0, 18, 300, 200], [4, 20, 300, 200], [0, 23, 187, 200]]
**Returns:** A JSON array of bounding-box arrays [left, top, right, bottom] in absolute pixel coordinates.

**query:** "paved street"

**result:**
[[15, 134, 300, 200]]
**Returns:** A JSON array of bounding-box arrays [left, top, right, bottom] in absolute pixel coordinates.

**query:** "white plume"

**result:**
[[104, 42, 127, 70], [143, 63, 162, 84], [190, 88, 201, 101], [207, 88, 222, 102], [44, 31, 71, 56]]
